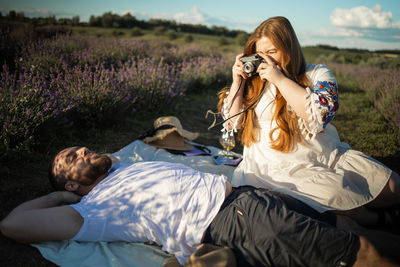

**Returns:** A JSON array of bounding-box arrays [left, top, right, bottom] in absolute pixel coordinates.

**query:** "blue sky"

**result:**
[[1, 0, 400, 50]]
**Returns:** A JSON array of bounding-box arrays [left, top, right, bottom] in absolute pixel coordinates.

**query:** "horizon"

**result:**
[[1, 0, 400, 51]]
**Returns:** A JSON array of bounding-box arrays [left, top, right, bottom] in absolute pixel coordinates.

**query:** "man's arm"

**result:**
[[0, 191, 83, 243]]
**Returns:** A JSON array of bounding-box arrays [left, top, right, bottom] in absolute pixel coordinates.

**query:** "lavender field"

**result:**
[[1, 28, 399, 159], [0, 34, 232, 153], [331, 63, 400, 131]]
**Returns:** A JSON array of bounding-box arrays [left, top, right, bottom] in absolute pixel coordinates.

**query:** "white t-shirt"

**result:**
[[70, 161, 227, 264]]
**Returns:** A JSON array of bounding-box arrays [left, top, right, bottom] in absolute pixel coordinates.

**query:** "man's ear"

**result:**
[[65, 180, 80, 192]]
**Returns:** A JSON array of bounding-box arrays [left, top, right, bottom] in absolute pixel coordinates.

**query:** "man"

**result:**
[[0, 146, 399, 267]]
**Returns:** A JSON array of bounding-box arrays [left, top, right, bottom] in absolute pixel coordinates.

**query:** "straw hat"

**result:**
[[142, 116, 199, 151]]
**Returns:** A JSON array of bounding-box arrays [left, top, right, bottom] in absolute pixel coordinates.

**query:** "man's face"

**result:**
[[53, 146, 111, 185]]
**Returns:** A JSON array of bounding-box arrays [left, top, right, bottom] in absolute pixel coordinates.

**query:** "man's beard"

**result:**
[[80, 155, 112, 185]]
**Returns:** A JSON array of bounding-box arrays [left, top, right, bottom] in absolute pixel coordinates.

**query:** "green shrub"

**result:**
[[236, 32, 249, 46], [153, 26, 165, 36], [166, 30, 178, 40], [112, 29, 124, 36], [184, 34, 193, 43], [218, 37, 229, 46], [130, 26, 143, 37]]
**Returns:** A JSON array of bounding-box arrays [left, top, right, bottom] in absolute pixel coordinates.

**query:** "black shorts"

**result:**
[[203, 186, 360, 267]]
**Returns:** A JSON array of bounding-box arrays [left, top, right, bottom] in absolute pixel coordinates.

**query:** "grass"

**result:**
[[68, 25, 243, 53], [333, 72, 400, 165]]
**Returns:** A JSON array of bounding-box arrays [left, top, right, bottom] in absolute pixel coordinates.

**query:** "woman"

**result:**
[[219, 16, 400, 226]]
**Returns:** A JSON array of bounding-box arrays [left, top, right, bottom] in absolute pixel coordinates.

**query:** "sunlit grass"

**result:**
[[332, 70, 400, 172]]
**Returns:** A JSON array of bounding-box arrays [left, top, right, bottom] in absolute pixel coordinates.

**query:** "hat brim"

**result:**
[[143, 128, 199, 144], [148, 141, 194, 151]]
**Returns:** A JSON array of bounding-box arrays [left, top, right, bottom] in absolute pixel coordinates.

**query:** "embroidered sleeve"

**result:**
[[298, 66, 339, 139]]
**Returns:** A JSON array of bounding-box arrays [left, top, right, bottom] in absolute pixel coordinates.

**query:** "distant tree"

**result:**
[[343, 48, 369, 53], [120, 13, 137, 28], [16, 11, 25, 21], [149, 18, 173, 31], [48, 16, 57, 25], [71, 15, 80, 25], [8, 10, 17, 19], [58, 18, 71, 25], [375, 49, 400, 55], [317, 44, 339, 51], [101, 12, 114, 28], [236, 31, 249, 46], [89, 15, 102, 27], [211, 25, 229, 36]]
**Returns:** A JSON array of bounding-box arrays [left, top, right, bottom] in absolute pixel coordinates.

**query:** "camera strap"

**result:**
[[206, 80, 267, 130]]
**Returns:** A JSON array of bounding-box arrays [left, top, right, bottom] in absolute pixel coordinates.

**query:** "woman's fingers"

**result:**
[[235, 53, 245, 63], [233, 53, 247, 80], [263, 55, 275, 65], [256, 62, 269, 77], [257, 59, 284, 84]]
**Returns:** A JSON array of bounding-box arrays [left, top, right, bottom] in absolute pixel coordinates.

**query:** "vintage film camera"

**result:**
[[239, 54, 266, 75]]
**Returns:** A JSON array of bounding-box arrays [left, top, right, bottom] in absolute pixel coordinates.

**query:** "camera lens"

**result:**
[[244, 62, 255, 74]]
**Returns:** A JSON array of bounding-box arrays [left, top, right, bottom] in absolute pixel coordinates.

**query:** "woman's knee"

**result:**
[[388, 171, 400, 195]]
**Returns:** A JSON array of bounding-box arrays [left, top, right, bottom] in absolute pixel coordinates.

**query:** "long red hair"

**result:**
[[218, 16, 309, 152]]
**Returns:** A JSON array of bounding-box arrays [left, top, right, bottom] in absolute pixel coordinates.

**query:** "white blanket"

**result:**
[[33, 140, 240, 267]]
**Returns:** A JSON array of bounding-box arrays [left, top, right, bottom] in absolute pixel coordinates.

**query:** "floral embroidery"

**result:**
[[313, 81, 339, 128], [298, 80, 339, 140]]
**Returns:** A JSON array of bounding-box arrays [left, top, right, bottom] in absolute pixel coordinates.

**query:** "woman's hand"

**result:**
[[232, 53, 248, 84], [256, 55, 285, 86]]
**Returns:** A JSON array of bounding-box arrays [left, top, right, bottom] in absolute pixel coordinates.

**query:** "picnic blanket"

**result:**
[[32, 140, 241, 267]]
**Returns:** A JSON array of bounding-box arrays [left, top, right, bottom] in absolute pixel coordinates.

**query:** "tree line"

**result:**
[[1, 10, 248, 38]]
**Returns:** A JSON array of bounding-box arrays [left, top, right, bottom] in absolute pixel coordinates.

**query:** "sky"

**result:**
[[1, 0, 400, 50]]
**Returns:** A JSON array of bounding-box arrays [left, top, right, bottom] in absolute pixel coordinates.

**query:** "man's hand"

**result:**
[[49, 191, 82, 205]]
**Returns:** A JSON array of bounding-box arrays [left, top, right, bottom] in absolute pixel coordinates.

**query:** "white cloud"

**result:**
[[125, 5, 255, 32], [303, 4, 400, 48], [393, 20, 400, 29], [121, 10, 136, 16], [330, 4, 394, 29], [147, 6, 206, 25], [172, 6, 205, 25], [315, 27, 364, 37]]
